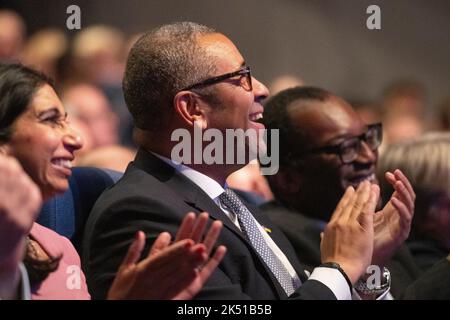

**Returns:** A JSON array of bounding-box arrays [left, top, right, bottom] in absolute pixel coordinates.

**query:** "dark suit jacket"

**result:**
[[82, 148, 336, 300], [259, 201, 324, 272], [407, 239, 449, 272], [261, 200, 450, 299]]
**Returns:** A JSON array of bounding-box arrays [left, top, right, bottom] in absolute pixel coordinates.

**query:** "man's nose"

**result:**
[[356, 140, 377, 164], [252, 76, 269, 102]]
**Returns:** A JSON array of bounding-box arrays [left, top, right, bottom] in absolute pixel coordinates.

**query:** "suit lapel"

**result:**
[[133, 148, 245, 238], [133, 148, 291, 298]]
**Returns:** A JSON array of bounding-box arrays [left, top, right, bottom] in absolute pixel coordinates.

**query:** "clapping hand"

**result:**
[[372, 169, 415, 266], [107, 212, 226, 300]]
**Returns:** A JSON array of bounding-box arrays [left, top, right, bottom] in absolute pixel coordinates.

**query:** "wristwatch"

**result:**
[[354, 267, 391, 295]]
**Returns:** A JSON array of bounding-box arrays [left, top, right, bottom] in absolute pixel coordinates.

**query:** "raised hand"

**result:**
[[107, 212, 226, 300], [321, 181, 380, 284], [0, 155, 42, 266], [172, 212, 227, 300], [372, 169, 415, 266], [0, 155, 42, 300]]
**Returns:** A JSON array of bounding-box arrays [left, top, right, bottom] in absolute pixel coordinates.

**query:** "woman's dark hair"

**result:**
[[0, 63, 61, 285], [24, 237, 62, 286], [0, 63, 55, 142]]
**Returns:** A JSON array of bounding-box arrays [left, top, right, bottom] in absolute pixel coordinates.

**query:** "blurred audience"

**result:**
[[71, 25, 133, 146], [71, 25, 125, 86], [378, 132, 450, 271], [61, 83, 120, 150], [380, 81, 427, 145], [60, 83, 138, 170], [1, 7, 449, 300], [439, 96, 450, 131], [269, 73, 304, 95], [0, 10, 25, 62], [226, 159, 274, 202], [349, 99, 382, 125], [382, 81, 426, 119], [20, 28, 68, 80], [77, 145, 135, 172]]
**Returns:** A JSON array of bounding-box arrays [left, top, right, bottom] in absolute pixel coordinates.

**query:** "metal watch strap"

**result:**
[[354, 267, 391, 295]]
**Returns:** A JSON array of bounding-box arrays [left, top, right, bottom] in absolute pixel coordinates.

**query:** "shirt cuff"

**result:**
[[309, 267, 352, 300]]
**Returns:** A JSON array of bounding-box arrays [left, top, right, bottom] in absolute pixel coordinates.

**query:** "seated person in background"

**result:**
[[261, 86, 449, 299], [0, 10, 25, 63], [61, 83, 120, 150], [84, 22, 412, 300], [378, 132, 450, 271], [380, 81, 427, 145], [76, 145, 136, 172], [226, 159, 274, 202], [0, 62, 225, 299], [439, 97, 450, 131], [268, 73, 304, 96]]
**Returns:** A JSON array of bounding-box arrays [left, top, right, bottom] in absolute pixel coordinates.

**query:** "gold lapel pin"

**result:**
[[263, 226, 272, 233]]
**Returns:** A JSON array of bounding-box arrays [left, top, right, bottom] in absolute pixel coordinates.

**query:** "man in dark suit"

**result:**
[[83, 22, 402, 300], [261, 86, 449, 299]]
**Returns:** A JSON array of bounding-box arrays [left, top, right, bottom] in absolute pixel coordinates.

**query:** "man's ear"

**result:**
[[173, 91, 207, 129], [269, 166, 301, 195]]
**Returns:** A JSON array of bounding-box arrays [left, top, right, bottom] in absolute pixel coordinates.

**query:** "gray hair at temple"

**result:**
[[377, 132, 450, 244], [123, 22, 217, 131], [378, 132, 450, 194]]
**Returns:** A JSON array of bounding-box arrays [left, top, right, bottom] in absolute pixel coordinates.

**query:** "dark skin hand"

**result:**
[[321, 181, 379, 284], [372, 169, 415, 267]]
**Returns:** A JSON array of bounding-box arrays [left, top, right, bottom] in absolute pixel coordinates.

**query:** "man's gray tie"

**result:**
[[219, 188, 297, 296]]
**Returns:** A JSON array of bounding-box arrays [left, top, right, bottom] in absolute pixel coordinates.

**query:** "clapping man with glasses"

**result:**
[[262, 86, 417, 298], [84, 22, 387, 300]]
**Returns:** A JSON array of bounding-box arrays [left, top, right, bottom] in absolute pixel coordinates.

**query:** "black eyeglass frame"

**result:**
[[181, 66, 252, 91], [291, 122, 383, 165]]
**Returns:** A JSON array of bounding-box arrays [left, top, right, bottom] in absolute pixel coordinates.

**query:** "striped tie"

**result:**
[[219, 188, 296, 296]]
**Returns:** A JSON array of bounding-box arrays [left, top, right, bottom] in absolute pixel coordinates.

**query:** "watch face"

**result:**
[[383, 268, 391, 286]]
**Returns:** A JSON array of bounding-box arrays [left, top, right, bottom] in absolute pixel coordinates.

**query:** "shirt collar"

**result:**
[[151, 152, 226, 201]]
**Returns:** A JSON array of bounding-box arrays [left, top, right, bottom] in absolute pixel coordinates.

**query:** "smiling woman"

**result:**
[[5, 82, 83, 199], [0, 63, 86, 297]]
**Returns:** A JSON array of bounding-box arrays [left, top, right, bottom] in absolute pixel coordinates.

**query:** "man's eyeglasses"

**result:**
[[181, 66, 252, 92], [296, 123, 383, 164]]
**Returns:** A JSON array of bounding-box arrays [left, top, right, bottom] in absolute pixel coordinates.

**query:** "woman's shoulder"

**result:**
[[30, 223, 91, 300], [30, 222, 78, 261], [30, 222, 71, 244]]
